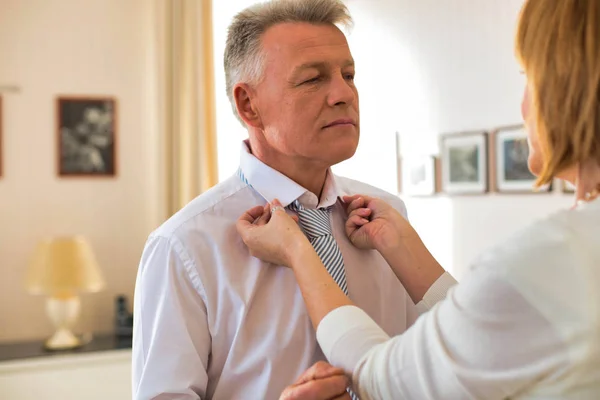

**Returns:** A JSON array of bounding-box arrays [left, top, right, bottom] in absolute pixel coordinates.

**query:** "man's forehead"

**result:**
[[262, 22, 350, 53], [262, 23, 352, 68]]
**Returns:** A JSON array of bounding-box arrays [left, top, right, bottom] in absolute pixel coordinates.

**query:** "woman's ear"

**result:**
[[233, 83, 262, 128]]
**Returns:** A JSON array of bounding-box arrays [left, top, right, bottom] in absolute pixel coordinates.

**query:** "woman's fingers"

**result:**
[[254, 204, 271, 226], [347, 214, 369, 228], [344, 196, 364, 214], [237, 205, 266, 230], [342, 194, 361, 204], [239, 199, 300, 231], [352, 207, 371, 218], [348, 208, 371, 222], [269, 199, 301, 224]]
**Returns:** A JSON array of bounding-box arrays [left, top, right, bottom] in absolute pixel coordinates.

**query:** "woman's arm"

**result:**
[[378, 227, 449, 305], [316, 266, 567, 400], [288, 239, 355, 330], [343, 195, 455, 305]]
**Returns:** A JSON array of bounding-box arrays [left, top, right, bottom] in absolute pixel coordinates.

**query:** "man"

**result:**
[[132, 0, 454, 398]]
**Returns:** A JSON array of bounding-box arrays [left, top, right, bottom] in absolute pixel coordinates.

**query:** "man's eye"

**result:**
[[303, 77, 320, 84], [345, 74, 355, 81]]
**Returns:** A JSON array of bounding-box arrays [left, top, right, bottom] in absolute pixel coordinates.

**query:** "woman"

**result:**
[[237, 0, 600, 398]]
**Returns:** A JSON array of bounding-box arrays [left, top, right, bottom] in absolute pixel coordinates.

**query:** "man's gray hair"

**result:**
[[224, 0, 353, 124]]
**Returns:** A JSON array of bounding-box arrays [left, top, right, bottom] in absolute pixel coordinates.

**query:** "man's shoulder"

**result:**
[[150, 174, 261, 240], [335, 175, 407, 217]]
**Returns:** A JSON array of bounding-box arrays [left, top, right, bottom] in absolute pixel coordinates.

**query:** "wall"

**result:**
[[0, 0, 156, 342], [213, 0, 574, 279], [212, 0, 259, 181]]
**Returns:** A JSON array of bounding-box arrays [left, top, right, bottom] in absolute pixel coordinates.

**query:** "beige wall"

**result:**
[[0, 0, 158, 342]]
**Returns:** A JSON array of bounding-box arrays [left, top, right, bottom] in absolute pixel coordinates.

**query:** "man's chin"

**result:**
[[326, 145, 359, 166]]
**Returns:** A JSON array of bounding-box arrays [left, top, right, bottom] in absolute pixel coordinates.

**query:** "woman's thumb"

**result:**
[[270, 199, 286, 214]]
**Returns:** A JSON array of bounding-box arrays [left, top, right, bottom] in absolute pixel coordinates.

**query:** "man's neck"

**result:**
[[248, 140, 328, 198]]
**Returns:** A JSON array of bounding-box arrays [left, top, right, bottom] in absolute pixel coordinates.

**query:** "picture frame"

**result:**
[[57, 96, 117, 177], [395, 131, 402, 194], [562, 179, 576, 194], [401, 155, 438, 196], [440, 131, 488, 194], [491, 125, 551, 193]]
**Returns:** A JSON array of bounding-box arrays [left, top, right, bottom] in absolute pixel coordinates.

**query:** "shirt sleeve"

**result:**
[[415, 271, 457, 314], [316, 265, 567, 400], [132, 235, 211, 400]]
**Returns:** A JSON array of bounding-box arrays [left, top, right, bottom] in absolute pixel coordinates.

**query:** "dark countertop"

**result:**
[[0, 334, 132, 363]]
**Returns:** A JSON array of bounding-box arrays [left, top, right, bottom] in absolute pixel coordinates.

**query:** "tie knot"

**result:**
[[288, 200, 333, 239]]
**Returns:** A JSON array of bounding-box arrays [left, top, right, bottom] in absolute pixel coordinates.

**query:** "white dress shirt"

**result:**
[[317, 198, 600, 399], [132, 141, 455, 399]]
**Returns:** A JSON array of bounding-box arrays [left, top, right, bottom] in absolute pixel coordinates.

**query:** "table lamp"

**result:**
[[25, 235, 106, 350]]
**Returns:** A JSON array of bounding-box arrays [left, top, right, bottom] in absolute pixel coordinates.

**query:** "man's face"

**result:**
[[252, 22, 360, 168]]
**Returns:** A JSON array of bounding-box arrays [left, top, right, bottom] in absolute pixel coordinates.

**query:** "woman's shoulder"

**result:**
[[473, 203, 599, 276]]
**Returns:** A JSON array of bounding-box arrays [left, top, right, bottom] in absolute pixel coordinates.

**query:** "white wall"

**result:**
[[0, 0, 155, 341], [212, 0, 259, 181]]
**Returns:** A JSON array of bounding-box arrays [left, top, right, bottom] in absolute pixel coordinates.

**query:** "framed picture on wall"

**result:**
[[562, 179, 576, 194], [395, 131, 402, 194], [441, 131, 488, 194], [57, 96, 117, 177], [492, 125, 550, 193], [402, 155, 437, 196]]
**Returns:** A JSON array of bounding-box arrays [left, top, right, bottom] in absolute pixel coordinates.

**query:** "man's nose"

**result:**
[[327, 74, 356, 107]]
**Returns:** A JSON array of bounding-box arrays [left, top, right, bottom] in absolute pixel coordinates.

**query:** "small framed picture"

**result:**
[[492, 125, 549, 193], [395, 131, 402, 194], [562, 179, 576, 194], [57, 96, 117, 176], [441, 131, 488, 194], [402, 156, 437, 196]]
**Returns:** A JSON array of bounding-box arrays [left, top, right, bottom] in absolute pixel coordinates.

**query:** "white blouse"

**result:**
[[317, 199, 600, 399]]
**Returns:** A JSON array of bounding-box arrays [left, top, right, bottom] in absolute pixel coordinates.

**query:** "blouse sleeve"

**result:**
[[316, 266, 567, 400]]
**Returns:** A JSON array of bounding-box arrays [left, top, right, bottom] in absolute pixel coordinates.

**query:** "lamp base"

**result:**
[[44, 296, 82, 351], [44, 328, 82, 350]]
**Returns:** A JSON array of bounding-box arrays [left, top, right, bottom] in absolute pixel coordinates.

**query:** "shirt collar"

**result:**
[[239, 140, 343, 209]]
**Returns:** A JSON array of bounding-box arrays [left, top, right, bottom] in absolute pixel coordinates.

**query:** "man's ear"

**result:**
[[233, 83, 262, 128]]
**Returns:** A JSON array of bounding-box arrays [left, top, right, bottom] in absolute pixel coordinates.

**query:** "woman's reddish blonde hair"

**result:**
[[515, 0, 600, 185]]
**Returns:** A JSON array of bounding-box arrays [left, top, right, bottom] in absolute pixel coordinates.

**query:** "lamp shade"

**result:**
[[26, 236, 105, 297]]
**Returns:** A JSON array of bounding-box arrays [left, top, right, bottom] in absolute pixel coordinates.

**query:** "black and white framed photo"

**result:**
[[441, 131, 488, 194], [57, 96, 117, 176], [492, 125, 550, 193], [402, 155, 437, 196]]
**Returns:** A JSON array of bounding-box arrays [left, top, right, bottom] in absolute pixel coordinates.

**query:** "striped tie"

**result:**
[[237, 169, 358, 399], [237, 168, 349, 294], [288, 200, 349, 295], [289, 200, 358, 400]]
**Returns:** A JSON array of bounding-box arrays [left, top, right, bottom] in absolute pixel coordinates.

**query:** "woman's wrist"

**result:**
[[372, 214, 406, 256], [287, 234, 313, 268], [376, 223, 422, 270]]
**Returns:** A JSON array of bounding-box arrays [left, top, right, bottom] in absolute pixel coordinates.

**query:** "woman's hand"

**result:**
[[343, 194, 415, 253], [236, 199, 309, 267], [279, 361, 351, 400]]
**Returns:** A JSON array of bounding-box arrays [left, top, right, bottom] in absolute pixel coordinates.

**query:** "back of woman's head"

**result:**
[[516, 0, 600, 185]]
